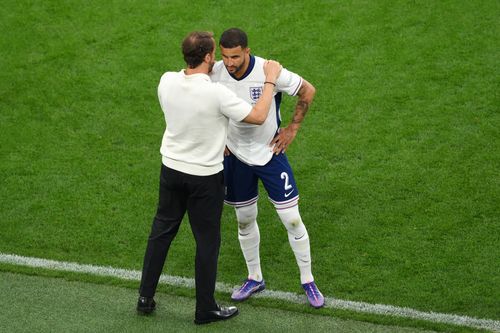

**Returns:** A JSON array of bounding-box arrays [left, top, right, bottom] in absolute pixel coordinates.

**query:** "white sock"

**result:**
[[276, 205, 314, 284], [235, 203, 263, 282]]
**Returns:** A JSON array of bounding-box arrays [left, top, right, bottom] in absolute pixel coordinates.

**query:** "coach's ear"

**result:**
[[204, 51, 215, 65]]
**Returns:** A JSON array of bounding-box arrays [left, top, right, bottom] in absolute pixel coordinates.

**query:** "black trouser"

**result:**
[[139, 164, 224, 312]]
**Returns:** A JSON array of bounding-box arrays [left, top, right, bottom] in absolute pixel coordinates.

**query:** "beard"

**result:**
[[226, 57, 246, 75]]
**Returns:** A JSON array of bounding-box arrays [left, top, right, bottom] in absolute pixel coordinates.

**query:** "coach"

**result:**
[[136, 31, 281, 325]]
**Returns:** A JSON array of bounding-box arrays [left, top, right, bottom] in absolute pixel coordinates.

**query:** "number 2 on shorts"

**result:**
[[280, 172, 292, 190]]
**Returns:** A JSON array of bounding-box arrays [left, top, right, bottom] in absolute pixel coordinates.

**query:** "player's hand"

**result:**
[[270, 125, 299, 155], [264, 60, 282, 81], [224, 146, 231, 156]]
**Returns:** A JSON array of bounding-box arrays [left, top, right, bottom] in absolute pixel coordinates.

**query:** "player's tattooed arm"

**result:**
[[292, 91, 312, 125], [270, 79, 316, 154]]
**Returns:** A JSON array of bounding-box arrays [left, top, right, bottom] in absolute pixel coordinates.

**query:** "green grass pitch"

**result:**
[[0, 1, 498, 332]]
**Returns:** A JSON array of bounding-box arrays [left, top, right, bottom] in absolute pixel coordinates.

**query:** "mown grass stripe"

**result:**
[[1, 253, 498, 332]]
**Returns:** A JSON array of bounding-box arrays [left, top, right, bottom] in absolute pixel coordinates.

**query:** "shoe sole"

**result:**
[[306, 295, 325, 309], [309, 302, 325, 309], [231, 284, 266, 302], [194, 309, 239, 325], [137, 307, 156, 315]]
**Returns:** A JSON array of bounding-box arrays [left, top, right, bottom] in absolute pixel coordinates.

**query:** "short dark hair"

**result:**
[[219, 28, 248, 49], [182, 31, 214, 68]]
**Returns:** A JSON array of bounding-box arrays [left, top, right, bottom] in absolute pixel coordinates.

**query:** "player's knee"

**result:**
[[283, 217, 303, 230], [277, 206, 307, 238], [235, 203, 258, 230], [283, 218, 307, 238]]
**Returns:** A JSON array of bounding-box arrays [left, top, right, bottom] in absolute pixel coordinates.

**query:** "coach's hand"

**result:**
[[270, 124, 299, 154], [263, 60, 282, 81]]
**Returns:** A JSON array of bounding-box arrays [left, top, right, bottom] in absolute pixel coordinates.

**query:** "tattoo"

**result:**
[[292, 99, 310, 125], [290, 81, 314, 126]]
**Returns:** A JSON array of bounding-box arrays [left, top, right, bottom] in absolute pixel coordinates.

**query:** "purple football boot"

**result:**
[[231, 279, 266, 301], [302, 281, 324, 308]]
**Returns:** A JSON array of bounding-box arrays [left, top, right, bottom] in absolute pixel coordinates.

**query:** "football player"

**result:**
[[210, 28, 324, 308]]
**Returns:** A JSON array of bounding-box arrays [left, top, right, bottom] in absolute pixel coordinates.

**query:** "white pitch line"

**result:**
[[1, 253, 498, 332]]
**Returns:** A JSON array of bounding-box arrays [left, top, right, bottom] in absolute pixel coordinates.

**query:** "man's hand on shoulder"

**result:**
[[263, 60, 282, 81]]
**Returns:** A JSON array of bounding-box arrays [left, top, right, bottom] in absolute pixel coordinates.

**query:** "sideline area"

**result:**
[[0, 271, 439, 332], [1, 253, 498, 332]]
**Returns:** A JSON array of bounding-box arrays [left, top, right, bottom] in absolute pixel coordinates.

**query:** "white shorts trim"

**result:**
[[224, 196, 259, 208], [268, 195, 299, 210]]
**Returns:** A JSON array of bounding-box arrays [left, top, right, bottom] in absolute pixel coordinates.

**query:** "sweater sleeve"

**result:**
[[216, 83, 252, 122]]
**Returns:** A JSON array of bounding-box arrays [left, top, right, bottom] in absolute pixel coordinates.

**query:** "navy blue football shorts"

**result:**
[[223, 152, 299, 210]]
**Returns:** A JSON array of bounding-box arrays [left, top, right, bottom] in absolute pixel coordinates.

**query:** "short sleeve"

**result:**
[[276, 67, 303, 96]]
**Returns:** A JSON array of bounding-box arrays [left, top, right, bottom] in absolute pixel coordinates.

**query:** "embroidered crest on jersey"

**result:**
[[249, 87, 263, 102]]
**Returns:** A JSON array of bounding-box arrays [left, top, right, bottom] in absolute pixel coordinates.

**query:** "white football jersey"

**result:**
[[210, 55, 303, 166]]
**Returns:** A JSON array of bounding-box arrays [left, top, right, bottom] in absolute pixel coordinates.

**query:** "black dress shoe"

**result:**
[[194, 305, 239, 325], [137, 296, 156, 315]]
